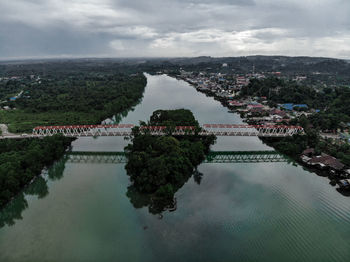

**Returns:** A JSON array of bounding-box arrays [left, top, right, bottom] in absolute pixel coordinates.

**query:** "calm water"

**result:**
[[0, 74, 350, 262]]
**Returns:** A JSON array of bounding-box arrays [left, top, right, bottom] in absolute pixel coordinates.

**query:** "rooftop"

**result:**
[[310, 154, 345, 171]]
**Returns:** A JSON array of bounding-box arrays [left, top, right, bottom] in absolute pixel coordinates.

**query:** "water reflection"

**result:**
[[103, 95, 145, 125], [193, 169, 204, 184], [66, 150, 289, 164], [0, 149, 291, 226], [126, 185, 177, 216], [126, 169, 203, 216], [0, 193, 28, 228], [47, 155, 69, 181], [66, 150, 289, 215], [0, 158, 68, 228], [24, 176, 49, 199]]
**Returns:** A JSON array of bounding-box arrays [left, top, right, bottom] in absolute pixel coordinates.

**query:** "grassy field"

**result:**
[[0, 110, 103, 133]]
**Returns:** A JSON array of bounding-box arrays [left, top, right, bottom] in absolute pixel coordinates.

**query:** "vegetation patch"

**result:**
[[0, 73, 147, 133], [125, 109, 216, 214], [0, 135, 73, 207]]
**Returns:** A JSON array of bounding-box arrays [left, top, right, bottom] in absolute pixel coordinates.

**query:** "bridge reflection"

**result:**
[[67, 150, 288, 164]]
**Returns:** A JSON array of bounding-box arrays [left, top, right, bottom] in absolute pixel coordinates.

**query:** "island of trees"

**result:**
[[125, 109, 216, 214]]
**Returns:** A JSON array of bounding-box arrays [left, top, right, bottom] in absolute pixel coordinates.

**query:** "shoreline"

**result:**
[[0, 142, 73, 210], [173, 75, 350, 194]]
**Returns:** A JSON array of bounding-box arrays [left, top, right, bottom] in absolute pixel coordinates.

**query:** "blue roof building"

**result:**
[[280, 103, 308, 111], [281, 103, 294, 110], [294, 104, 308, 109]]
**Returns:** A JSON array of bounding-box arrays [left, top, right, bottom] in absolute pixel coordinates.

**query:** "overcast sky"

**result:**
[[0, 0, 349, 59]]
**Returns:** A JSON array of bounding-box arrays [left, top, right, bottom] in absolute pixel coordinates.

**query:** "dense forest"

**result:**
[[0, 136, 73, 207], [125, 109, 216, 214], [0, 72, 146, 132]]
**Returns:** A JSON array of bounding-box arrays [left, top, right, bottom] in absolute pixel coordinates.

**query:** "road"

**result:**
[[320, 133, 340, 139], [0, 124, 25, 139]]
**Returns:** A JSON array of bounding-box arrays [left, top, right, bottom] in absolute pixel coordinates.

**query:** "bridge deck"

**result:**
[[0, 124, 304, 139], [30, 124, 303, 138]]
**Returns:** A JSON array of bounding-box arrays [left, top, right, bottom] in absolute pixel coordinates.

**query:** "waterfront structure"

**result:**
[[30, 124, 304, 138]]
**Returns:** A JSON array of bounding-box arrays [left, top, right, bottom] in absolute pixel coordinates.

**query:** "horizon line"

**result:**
[[1, 54, 349, 63]]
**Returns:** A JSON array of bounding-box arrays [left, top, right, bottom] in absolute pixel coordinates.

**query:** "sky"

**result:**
[[0, 0, 349, 60]]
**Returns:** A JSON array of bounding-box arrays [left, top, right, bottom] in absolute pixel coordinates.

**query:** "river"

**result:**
[[0, 74, 349, 261]]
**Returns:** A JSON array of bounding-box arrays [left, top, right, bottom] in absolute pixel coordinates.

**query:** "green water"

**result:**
[[0, 74, 349, 261]]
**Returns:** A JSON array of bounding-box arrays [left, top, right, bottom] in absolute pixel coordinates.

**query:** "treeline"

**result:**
[[15, 74, 146, 113], [0, 136, 73, 207], [1, 72, 147, 132]]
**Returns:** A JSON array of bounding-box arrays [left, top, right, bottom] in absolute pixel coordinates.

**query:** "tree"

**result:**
[[125, 109, 216, 215]]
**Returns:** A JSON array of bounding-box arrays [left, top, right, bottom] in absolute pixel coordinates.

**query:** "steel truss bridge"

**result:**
[[66, 151, 288, 164], [32, 124, 303, 138]]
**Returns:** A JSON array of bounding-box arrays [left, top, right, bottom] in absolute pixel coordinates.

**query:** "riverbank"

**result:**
[[0, 136, 74, 207], [175, 75, 350, 192]]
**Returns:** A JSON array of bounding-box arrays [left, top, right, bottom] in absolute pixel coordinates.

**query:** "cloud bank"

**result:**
[[0, 0, 349, 59]]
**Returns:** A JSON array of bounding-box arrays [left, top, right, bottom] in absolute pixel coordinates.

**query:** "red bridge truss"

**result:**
[[32, 124, 304, 137]]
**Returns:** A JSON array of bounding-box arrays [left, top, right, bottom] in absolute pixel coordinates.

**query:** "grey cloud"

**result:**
[[0, 0, 349, 59], [0, 23, 114, 58]]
